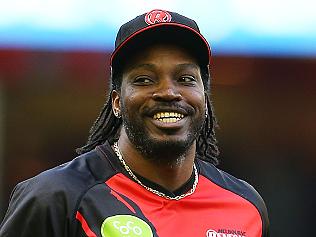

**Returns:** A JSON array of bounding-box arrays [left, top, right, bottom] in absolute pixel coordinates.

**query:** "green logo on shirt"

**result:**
[[101, 215, 153, 237]]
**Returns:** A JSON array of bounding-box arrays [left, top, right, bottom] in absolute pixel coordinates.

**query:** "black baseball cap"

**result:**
[[111, 9, 211, 72]]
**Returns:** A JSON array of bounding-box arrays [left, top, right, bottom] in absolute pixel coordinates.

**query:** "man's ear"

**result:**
[[111, 90, 121, 118]]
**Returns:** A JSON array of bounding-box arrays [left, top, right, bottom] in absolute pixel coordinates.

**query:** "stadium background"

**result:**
[[0, 1, 315, 236]]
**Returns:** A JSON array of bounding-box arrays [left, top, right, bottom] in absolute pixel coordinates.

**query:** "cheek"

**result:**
[[197, 96, 206, 115], [184, 89, 205, 110], [121, 88, 148, 112]]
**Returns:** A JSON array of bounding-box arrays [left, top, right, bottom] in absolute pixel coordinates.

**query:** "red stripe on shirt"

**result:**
[[76, 211, 97, 237], [110, 189, 136, 213]]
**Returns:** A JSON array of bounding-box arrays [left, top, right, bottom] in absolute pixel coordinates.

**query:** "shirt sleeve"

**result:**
[[0, 179, 69, 237]]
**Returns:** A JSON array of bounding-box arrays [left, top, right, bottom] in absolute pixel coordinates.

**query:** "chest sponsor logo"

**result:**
[[101, 215, 153, 237], [206, 229, 246, 237]]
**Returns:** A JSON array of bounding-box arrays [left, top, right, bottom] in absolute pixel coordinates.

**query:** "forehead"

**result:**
[[123, 43, 200, 72]]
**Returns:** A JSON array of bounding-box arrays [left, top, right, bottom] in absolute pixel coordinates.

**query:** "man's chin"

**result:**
[[122, 116, 201, 163], [135, 137, 194, 162]]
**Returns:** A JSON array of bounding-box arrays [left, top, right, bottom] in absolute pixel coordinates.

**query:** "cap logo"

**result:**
[[145, 10, 172, 25]]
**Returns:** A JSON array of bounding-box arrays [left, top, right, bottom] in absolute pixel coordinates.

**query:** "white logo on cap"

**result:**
[[145, 9, 172, 25]]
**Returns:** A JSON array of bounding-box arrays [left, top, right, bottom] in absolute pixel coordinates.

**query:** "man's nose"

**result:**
[[152, 79, 182, 101]]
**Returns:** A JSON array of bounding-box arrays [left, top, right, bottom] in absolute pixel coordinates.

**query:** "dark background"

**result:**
[[0, 49, 315, 236]]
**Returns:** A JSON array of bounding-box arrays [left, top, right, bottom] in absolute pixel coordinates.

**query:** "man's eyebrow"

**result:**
[[128, 63, 199, 72], [128, 63, 156, 71], [175, 63, 200, 71]]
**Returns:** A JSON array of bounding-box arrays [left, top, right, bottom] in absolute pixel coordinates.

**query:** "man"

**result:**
[[0, 9, 269, 237]]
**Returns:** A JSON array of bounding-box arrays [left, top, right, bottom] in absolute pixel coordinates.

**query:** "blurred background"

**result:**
[[0, 0, 315, 236]]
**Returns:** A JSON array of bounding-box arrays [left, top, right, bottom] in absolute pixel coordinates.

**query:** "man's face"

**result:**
[[112, 44, 206, 161]]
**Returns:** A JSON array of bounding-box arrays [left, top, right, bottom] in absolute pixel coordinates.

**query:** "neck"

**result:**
[[117, 131, 196, 192]]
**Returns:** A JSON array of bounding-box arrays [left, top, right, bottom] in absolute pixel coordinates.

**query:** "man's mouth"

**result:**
[[153, 112, 185, 123]]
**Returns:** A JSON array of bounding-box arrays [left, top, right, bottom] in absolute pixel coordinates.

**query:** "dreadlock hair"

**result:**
[[75, 72, 123, 156], [76, 64, 220, 165], [195, 67, 220, 165]]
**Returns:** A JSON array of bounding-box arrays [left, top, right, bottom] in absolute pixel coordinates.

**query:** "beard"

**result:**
[[120, 105, 205, 165]]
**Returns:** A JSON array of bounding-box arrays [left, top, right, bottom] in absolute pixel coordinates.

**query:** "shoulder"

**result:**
[[0, 150, 103, 235], [12, 150, 102, 211], [0, 148, 119, 236], [28, 150, 98, 187], [197, 159, 270, 235], [197, 159, 264, 204]]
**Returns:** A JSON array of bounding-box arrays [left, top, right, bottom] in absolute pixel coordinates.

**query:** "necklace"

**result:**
[[113, 142, 199, 200]]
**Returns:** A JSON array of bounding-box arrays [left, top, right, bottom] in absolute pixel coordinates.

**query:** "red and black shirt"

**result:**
[[0, 142, 269, 237]]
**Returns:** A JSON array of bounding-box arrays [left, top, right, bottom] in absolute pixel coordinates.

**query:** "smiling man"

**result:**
[[0, 9, 269, 237]]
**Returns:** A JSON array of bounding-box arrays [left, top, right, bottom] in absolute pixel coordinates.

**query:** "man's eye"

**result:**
[[179, 75, 196, 83], [133, 76, 153, 85]]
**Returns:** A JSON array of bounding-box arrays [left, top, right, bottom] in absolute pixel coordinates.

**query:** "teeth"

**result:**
[[157, 118, 179, 123], [153, 112, 185, 122]]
